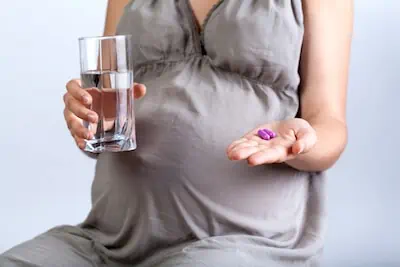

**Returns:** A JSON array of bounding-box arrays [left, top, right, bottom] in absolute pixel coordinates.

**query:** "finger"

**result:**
[[247, 146, 290, 166], [64, 109, 92, 139], [229, 140, 261, 153], [133, 83, 147, 99], [72, 134, 86, 150], [66, 79, 92, 105], [70, 119, 92, 140], [64, 94, 98, 123], [227, 133, 264, 151], [63, 108, 76, 130], [292, 127, 317, 154], [226, 138, 248, 153], [227, 133, 273, 155], [227, 142, 257, 160], [228, 145, 262, 161]]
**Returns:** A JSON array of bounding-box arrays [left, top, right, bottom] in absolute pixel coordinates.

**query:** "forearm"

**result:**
[[285, 116, 348, 172], [286, 0, 353, 172], [103, 0, 130, 36]]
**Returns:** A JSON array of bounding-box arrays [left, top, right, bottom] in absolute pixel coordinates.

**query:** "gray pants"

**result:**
[[0, 226, 308, 267]]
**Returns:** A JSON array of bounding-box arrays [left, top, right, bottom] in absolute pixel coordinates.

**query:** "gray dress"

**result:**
[[0, 0, 326, 266]]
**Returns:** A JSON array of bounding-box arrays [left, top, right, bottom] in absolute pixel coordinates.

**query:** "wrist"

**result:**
[[285, 117, 347, 172]]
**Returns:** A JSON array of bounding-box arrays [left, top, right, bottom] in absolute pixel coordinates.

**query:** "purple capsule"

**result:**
[[264, 129, 277, 138], [257, 129, 271, 140], [257, 128, 277, 141]]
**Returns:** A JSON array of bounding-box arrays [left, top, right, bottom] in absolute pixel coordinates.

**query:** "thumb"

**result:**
[[133, 83, 147, 99], [291, 127, 317, 155]]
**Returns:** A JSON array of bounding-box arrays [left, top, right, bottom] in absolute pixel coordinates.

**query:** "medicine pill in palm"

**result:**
[[257, 129, 271, 140], [264, 129, 277, 138]]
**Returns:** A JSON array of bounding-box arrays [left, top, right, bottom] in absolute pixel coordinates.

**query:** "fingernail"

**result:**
[[297, 146, 304, 154], [78, 142, 85, 149], [82, 95, 90, 104]]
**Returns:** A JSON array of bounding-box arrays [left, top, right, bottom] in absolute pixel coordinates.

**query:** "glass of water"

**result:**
[[79, 35, 136, 153]]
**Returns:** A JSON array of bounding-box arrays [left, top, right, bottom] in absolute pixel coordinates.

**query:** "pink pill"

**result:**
[[257, 129, 271, 140], [264, 129, 277, 138]]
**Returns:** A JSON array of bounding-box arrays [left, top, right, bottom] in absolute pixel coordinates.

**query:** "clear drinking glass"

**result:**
[[79, 35, 136, 153]]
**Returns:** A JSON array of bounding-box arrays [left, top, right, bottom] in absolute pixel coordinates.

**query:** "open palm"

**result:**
[[227, 118, 317, 166]]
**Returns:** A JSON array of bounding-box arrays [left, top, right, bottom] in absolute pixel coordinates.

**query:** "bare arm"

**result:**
[[99, 0, 131, 70], [103, 0, 131, 36], [285, 0, 354, 171]]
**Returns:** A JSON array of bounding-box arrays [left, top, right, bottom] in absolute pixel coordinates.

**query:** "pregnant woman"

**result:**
[[0, 0, 353, 266]]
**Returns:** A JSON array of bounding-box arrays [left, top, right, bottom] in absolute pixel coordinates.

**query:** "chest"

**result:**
[[117, 0, 304, 88], [188, 0, 220, 30]]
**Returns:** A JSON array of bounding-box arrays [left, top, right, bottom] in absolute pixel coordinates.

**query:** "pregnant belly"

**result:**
[[87, 61, 309, 244]]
